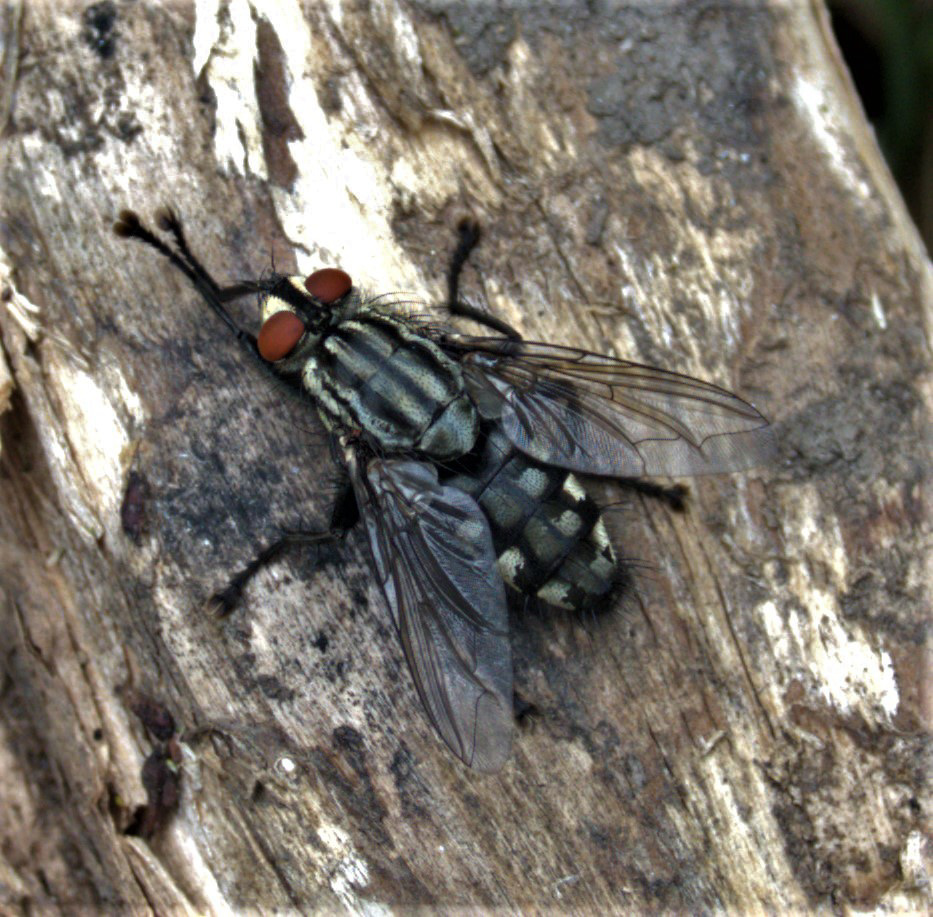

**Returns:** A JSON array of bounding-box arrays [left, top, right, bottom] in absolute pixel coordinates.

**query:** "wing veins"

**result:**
[[450, 335, 774, 476], [352, 457, 512, 771]]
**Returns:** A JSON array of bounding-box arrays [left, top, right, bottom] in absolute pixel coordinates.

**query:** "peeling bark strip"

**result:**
[[0, 1, 929, 912]]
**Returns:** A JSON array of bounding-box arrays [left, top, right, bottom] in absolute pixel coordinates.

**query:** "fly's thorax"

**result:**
[[445, 425, 618, 613], [300, 311, 478, 460]]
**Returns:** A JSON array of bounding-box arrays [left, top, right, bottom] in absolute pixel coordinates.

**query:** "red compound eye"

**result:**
[[258, 310, 305, 361], [304, 268, 351, 304]]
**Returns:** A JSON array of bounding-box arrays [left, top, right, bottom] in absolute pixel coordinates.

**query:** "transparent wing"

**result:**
[[350, 456, 513, 772], [443, 335, 775, 477]]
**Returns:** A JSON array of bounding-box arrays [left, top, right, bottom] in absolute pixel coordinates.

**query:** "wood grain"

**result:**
[[0, 1, 928, 911]]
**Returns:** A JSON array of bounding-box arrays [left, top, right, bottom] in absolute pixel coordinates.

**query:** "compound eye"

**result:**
[[258, 310, 305, 361], [304, 268, 351, 304]]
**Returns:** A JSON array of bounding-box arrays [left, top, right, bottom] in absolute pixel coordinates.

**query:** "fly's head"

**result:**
[[113, 208, 360, 377], [256, 268, 355, 371]]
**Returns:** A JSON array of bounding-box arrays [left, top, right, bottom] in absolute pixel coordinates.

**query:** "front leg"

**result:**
[[446, 219, 522, 340], [114, 209, 264, 356]]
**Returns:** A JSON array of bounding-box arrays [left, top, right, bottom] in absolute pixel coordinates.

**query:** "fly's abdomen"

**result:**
[[446, 425, 618, 612], [303, 314, 477, 460]]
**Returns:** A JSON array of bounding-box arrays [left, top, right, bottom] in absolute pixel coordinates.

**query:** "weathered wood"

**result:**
[[0, 0, 928, 911]]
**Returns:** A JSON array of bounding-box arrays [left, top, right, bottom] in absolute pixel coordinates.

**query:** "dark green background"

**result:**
[[830, 0, 933, 251]]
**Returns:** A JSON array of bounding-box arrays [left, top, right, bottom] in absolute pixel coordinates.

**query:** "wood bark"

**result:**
[[0, 0, 929, 911]]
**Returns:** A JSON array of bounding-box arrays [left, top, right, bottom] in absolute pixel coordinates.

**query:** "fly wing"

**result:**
[[444, 335, 775, 477], [350, 455, 513, 772]]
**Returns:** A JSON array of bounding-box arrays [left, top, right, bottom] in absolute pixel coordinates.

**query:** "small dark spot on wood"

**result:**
[[120, 471, 148, 542], [584, 818, 611, 849], [257, 673, 295, 702], [126, 744, 182, 838], [124, 689, 176, 741], [319, 76, 343, 115], [116, 114, 142, 143], [333, 724, 366, 763], [585, 198, 609, 246], [82, 1, 117, 59], [389, 744, 430, 820], [233, 652, 258, 677], [312, 630, 329, 652]]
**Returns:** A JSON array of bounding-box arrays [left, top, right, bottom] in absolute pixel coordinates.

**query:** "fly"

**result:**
[[114, 209, 775, 772]]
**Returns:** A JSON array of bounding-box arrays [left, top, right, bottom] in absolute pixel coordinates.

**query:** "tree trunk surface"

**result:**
[[0, 0, 929, 912]]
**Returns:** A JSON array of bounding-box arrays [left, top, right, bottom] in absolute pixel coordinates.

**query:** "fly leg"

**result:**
[[617, 479, 688, 512], [151, 207, 261, 306], [513, 691, 541, 728], [207, 482, 359, 617], [206, 530, 342, 617], [114, 209, 263, 355], [446, 219, 522, 340]]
